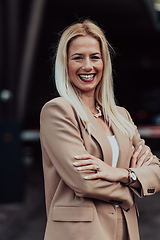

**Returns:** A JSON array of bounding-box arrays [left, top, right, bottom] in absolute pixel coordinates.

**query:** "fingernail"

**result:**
[[73, 162, 79, 166], [74, 155, 79, 158], [146, 150, 149, 154], [139, 145, 142, 149], [132, 146, 134, 149], [77, 167, 82, 170], [84, 176, 88, 179], [150, 157, 153, 160]]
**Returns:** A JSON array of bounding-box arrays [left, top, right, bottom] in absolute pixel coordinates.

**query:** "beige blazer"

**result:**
[[40, 97, 160, 240]]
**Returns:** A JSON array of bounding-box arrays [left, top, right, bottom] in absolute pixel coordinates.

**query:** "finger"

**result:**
[[143, 157, 153, 166], [132, 146, 135, 155], [130, 158, 136, 168], [76, 165, 99, 171], [130, 146, 140, 168], [132, 145, 142, 159], [130, 145, 143, 168], [84, 173, 100, 180], [74, 154, 92, 160], [136, 149, 149, 167], [130, 153, 137, 168], [73, 159, 95, 167], [130, 146, 135, 167]]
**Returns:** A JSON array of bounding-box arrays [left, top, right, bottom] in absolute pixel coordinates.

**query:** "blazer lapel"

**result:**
[[110, 121, 131, 168], [81, 107, 132, 168], [84, 108, 113, 166]]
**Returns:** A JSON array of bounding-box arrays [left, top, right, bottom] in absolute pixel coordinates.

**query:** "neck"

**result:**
[[80, 92, 96, 112]]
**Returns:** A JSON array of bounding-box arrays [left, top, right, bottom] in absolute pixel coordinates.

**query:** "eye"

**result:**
[[91, 55, 101, 60], [72, 56, 83, 60]]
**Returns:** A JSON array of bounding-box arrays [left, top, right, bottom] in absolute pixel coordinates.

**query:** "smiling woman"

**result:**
[[67, 35, 103, 97], [40, 19, 160, 240], [55, 20, 135, 138]]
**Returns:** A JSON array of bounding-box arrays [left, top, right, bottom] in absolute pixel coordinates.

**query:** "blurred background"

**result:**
[[0, 0, 160, 239]]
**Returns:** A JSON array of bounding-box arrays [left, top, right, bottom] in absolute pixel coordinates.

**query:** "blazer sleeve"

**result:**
[[124, 109, 160, 198], [40, 99, 134, 211]]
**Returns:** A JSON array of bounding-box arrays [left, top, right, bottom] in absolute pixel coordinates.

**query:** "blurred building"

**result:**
[[0, 0, 160, 220]]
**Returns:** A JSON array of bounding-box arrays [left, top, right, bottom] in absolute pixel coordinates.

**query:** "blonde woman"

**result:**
[[40, 20, 160, 240]]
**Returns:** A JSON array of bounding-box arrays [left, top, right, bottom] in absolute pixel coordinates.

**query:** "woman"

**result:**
[[40, 20, 160, 240]]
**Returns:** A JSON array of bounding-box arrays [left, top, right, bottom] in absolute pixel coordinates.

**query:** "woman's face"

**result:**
[[67, 35, 103, 96]]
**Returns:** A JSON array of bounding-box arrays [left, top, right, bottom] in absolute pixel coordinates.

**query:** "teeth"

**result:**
[[79, 74, 94, 80]]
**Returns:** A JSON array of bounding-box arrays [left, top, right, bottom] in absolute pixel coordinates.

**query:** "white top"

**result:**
[[107, 135, 119, 168]]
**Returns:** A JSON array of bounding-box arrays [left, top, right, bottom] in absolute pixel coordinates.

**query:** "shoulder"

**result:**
[[116, 106, 135, 128], [41, 97, 73, 113], [40, 97, 78, 121], [116, 106, 132, 121], [42, 97, 72, 108]]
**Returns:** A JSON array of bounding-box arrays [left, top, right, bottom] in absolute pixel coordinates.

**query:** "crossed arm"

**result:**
[[73, 145, 153, 189], [40, 99, 160, 211], [73, 109, 160, 194]]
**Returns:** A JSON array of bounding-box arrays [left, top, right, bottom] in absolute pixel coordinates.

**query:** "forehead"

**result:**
[[68, 35, 101, 54]]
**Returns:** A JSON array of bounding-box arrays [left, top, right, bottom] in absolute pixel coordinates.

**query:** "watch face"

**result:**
[[131, 172, 137, 181]]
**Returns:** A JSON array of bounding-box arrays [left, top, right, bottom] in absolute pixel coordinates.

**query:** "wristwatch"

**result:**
[[125, 168, 137, 185]]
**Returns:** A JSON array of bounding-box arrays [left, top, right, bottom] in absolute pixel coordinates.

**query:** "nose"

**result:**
[[82, 58, 93, 71]]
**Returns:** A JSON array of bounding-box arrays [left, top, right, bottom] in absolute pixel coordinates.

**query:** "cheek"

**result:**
[[68, 63, 74, 78], [101, 61, 104, 71], [68, 63, 79, 79], [98, 64, 103, 76], [96, 61, 103, 72]]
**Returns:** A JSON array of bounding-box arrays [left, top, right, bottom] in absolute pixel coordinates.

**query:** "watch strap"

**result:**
[[124, 168, 136, 185]]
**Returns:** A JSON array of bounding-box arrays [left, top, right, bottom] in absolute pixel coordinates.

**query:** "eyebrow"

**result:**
[[91, 52, 101, 55], [70, 52, 101, 57], [70, 53, 83, 57]]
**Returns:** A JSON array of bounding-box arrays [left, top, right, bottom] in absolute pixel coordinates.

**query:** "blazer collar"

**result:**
[[84, 107, 131, 167]]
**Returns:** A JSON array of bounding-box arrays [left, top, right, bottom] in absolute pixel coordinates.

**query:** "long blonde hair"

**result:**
[[54, 19, 135, 138]]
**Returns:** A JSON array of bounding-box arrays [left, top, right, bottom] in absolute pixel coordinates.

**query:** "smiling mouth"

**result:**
[[79, 74, 96, 82]]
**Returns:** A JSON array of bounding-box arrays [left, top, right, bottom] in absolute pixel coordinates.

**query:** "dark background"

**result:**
[[1, 0, 160, 126], [0, 0, 160, 239]]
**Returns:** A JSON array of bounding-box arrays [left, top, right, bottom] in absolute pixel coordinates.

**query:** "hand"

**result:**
[[73, 154, 128, 182], [130, 145, 153, 168]]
